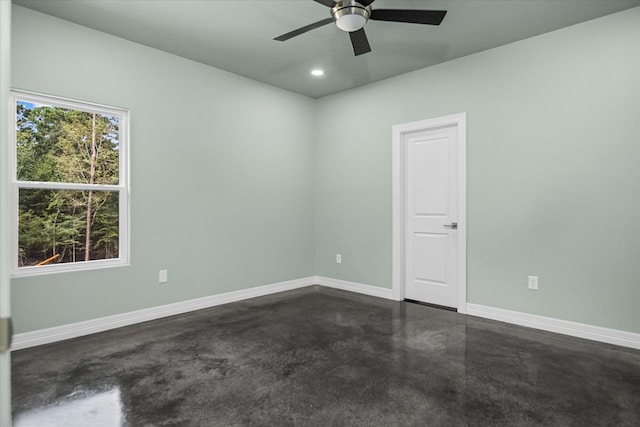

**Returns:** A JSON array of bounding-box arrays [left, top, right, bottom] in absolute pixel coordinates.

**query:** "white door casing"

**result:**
[[392, 113, 466, 312], [0, 1, 12, 426]]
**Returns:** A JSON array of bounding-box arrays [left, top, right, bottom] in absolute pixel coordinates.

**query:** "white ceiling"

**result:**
[[14, 0, 640, 98]]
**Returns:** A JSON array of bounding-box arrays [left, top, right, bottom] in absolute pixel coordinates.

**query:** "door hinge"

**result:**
[[0, 317, 13, 353]]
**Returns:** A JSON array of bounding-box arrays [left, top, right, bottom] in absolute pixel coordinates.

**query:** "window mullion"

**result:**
[[15, 181, 122, 192]]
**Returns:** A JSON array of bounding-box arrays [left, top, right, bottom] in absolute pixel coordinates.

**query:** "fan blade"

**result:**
[[313, 0, 336, 7], [369, 9, 447, 25], [274, 17, 334, 41], [359, 0, 376, 6], [349, 28, 371, 56]]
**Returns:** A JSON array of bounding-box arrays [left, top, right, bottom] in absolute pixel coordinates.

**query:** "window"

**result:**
[[10, 91, 129, 276]]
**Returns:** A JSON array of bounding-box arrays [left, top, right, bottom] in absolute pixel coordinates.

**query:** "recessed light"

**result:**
[[311, 69, 324, 77]]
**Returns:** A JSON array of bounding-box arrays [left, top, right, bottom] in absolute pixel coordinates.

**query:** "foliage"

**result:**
[[16, 102, 120, 266]]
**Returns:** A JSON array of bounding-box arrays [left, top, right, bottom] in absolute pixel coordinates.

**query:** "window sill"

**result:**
[[11, 258, 130, 278]]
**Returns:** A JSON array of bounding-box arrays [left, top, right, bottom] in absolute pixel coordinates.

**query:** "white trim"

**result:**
[[13, 181, 121, 191], [12, 257, 130, 278], [0, 3, 12, 426], [392, 113, 467, 312], [9, 90, 130, 278], [466, 303, 640, 350], [314, 276, 394, 300], [11, 276, 639, 351], [10, 89, 128, 116], [11, 277, 315, 350]]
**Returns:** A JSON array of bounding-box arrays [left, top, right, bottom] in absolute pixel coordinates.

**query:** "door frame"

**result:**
[[391, 113, 467, 313], [0, 0, 12, 425]]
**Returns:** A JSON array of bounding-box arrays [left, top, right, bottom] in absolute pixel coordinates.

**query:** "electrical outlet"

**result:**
[[528, 275, 538, 290], [336, 254, 342, 264], [159, 269, 168, 283]]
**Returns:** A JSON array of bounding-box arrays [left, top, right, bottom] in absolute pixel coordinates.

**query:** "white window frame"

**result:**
[[10, 90, 130, 277]]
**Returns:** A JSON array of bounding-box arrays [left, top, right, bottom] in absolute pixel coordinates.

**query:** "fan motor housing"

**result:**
[[331, 0, 372, 32]]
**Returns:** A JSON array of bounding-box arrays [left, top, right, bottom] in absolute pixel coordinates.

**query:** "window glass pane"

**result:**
[[16, 101, 120, 184], [18, 189, 119, 267]]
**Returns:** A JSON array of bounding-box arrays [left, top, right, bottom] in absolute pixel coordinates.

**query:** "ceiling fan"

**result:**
[[273, 0, 447, 56]]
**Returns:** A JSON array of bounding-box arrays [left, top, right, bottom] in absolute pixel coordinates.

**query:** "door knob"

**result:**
[[443, 222, 458, 229]]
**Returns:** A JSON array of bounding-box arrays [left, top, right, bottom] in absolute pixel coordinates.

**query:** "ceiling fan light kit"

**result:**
[[332, 1, 372, 32], [274, 0, 447, 56]]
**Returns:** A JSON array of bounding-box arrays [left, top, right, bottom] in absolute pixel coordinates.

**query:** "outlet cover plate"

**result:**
[[159, 269, 168, 283]]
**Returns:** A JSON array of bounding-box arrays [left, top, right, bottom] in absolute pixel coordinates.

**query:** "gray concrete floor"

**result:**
[[11, 286, 640, 426]]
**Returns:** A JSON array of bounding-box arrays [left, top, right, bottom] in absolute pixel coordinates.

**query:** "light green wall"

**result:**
[[315, 7, 640, 333], [10, 6, 640, 336], [10, 6, 316, 333]]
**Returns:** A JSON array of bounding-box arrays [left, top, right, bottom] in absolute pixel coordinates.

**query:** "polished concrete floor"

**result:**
[[11, 286, 640, 426]]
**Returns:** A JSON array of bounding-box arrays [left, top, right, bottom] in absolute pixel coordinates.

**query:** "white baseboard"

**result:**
[[314, 276, 394, 300], [466, 303, 640, 350], [12, 276, 315, 351], [12, 277, 639, 352]]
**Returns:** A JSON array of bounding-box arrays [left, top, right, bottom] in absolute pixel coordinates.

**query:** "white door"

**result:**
[[403, 122, 461, 308]]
